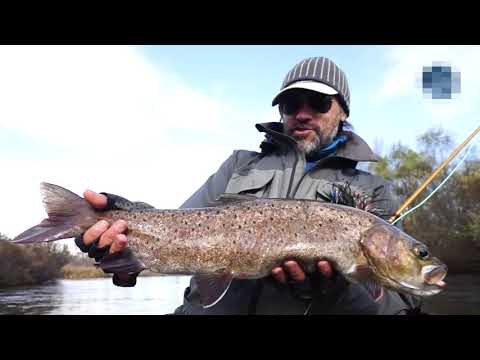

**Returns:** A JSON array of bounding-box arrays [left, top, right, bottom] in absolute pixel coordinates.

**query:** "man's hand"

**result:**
[[82, 189, 129, 255], [271, 260, 333, 283]]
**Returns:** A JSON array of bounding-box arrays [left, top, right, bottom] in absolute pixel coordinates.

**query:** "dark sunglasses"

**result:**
[[279, 92, 333, 115]]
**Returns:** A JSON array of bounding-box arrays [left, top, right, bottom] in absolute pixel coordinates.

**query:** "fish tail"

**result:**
[[12, 182, 98, 244]]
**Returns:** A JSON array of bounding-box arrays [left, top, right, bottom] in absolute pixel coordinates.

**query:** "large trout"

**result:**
[[13, 183, 447, 307]]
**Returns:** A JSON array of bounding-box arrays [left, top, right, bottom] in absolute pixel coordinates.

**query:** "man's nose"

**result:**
[[295, 103, 314, 122]]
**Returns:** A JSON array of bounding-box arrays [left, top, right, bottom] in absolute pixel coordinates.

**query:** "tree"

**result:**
[[0, 232, 72, 287], [369, 128, 480, 272]]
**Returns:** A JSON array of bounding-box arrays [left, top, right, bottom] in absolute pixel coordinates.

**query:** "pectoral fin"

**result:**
[[362, 278, 384, 302], [195, 270, 234, 308], [347, 264, 384, 302]]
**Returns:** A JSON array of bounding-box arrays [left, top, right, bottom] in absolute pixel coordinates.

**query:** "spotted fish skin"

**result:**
[[96, 198, 376, 279]]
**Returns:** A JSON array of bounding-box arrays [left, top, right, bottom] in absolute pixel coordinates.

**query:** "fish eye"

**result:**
[[415, 247, 429, 259]]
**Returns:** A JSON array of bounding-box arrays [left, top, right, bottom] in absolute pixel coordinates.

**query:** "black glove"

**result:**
[[73, 192, 124, 260], [74, 192, 154, 287], [74, 235, 109, 262], [296, 271, 349, 315], [112, 272, 139, 287], [100, 192, 155, 212], [397, 293, 429, 315]]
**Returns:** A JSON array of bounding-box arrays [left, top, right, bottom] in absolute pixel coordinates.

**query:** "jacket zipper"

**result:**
[[256, 124, 339, 199], [286, 150, 300, 199], [257, 124, 300, 200], [291, 153, 336, 198]]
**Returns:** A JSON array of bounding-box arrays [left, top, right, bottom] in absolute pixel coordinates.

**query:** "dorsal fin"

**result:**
[[215, 193, 258, 205]]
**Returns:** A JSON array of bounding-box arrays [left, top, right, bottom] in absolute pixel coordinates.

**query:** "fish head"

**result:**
[[360, 223, 447, 297]]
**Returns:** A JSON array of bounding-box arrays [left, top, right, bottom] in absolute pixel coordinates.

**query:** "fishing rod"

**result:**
[[388, 125, 480, 224]]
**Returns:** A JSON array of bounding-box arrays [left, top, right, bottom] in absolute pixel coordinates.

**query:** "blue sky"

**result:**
[[138, 45, 479, 151], [0, 45, 478, 248]]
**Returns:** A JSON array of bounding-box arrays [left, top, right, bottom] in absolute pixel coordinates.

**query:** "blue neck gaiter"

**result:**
[[305, 134, 349, 172]]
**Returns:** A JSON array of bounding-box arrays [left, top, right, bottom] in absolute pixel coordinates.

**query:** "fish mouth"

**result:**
[[398, 281, 421, 290], [390, 265, 447, 296], [422, 265, 448, 289], [397, 282, 444, 296]]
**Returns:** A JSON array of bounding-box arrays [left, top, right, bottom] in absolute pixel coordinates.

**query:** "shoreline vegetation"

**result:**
[[367, 128, 480, 273], [61, 255, 110, 280], [0, 234, 165, 288], [0, 234, 71, 288], [62, 257, 163, 280]]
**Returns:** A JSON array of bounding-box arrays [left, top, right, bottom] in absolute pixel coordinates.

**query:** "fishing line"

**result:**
[[392, 141, 476, 225]]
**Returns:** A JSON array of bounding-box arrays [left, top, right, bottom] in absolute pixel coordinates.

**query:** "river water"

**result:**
[[0, 274, 479, 315], [0, 276, 192, 315]]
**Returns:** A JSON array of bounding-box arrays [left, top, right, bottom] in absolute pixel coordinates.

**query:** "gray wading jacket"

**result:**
[[171, 122, 421, 315]]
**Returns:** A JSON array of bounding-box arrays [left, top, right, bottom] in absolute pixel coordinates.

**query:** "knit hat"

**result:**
[[272, 57, 351, 116]]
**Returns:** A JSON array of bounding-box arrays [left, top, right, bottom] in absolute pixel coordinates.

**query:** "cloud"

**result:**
[[0, 46, 276, 248], [0, 45, 231, 147]]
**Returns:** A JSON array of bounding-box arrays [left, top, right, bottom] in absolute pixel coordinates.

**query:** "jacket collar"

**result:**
[[255, 122, 379, 163]]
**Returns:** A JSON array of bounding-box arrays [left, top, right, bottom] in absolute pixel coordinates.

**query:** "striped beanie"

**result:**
[[272, 57, 351, 116]]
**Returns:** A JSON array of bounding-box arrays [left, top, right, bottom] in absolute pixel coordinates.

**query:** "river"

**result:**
[[0, 273, 479, 315], [0, 276, 191, 315]]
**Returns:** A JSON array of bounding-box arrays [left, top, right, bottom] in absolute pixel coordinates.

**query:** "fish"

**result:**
[[12, 182, 448, 308]]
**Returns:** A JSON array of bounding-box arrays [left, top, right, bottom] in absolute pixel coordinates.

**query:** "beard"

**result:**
[[297, 132, 322, 155], [284, 124, 335, 156]]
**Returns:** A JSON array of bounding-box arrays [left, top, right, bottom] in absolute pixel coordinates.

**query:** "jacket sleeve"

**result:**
[[179, 150, 242, 209]]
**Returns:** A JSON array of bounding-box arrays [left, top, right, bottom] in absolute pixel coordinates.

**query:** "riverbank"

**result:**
[[61, 264, 110, 279], [60, 254, 165, 279], [60, 264, 164, 279]]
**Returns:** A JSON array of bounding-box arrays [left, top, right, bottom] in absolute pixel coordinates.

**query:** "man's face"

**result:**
[[280, 89, 346, 155]]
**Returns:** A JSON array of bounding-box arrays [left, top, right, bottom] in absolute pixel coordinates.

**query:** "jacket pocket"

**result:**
[[225, 169, 275, 196]]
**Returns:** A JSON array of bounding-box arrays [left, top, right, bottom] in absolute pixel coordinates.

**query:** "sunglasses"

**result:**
[[279, 92, 333, 115]]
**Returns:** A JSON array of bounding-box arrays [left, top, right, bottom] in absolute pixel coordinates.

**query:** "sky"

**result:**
[[0, 45, 478, 252]]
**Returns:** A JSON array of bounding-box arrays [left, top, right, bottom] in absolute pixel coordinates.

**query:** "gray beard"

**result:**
[[284, 126, 326, 156], [297, 134, 322, 155]]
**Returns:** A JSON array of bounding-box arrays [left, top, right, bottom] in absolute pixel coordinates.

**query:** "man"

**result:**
[[76, 56, 421, 314]]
